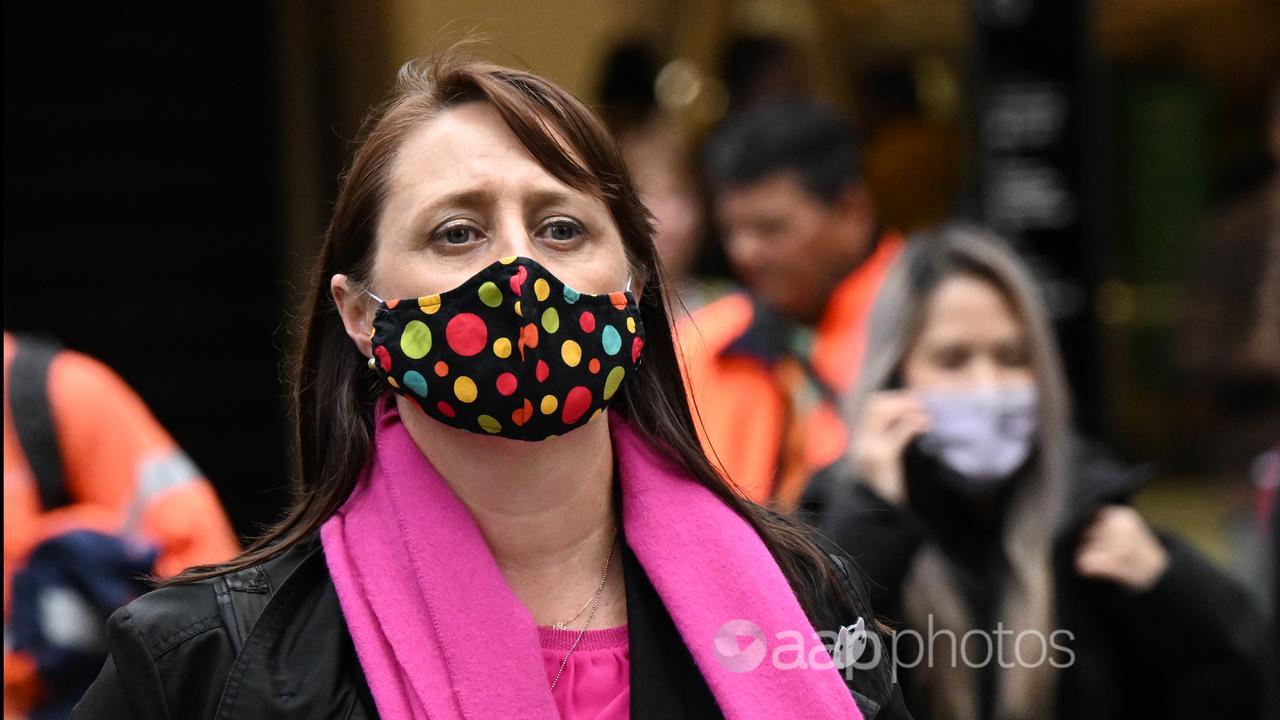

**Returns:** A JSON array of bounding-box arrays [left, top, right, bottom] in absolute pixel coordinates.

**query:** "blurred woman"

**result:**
[[72, 53, 908, 719], [806, 224, 1267, 720], [617, 119, 729, 317]]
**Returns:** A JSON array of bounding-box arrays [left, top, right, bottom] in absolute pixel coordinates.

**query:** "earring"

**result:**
[[367, 355, 376, 370]]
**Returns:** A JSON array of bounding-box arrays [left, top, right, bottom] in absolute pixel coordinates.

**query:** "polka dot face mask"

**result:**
[[366, 255, 645, 441]]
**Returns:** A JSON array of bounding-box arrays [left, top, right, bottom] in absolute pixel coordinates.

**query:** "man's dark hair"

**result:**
[[704, 97, 862, 204]]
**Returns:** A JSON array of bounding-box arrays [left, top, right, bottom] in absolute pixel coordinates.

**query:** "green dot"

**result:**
[[478, 414, 502, 434], [400, 320, 432, 359], [478, 281, 503, 308], [603, 366, 626, 400], [541, 306, 560, 334]]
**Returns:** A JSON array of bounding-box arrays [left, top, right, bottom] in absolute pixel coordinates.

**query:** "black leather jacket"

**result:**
[[73, 533, 911, 719]]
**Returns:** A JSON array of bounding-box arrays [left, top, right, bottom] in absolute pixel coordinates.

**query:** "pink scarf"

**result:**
[[320, 397, 862, 719]]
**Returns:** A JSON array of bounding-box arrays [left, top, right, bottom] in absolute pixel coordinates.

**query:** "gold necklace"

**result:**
[[549, 529, 619, 691]]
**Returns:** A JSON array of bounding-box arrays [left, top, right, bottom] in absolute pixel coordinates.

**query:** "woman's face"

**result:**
[[901, 274, 1035, 391], [334, 102, 631, 354]]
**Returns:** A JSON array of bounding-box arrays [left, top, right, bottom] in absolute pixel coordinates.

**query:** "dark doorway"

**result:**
[[4, 4, 291, 540]]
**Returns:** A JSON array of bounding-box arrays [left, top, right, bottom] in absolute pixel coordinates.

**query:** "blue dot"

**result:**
[[601, 325, 622, 356], [403, 370, 429, 397], [563, 286, 580, 304]]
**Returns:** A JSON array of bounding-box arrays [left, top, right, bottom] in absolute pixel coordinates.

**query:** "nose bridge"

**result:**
[[491, 208, 535, 259], [969, 351, 1002, 388], [728, 228, 762, 269]]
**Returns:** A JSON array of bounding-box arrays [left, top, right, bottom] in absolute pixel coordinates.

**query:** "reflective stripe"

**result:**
[[122, 450, 203, 536]]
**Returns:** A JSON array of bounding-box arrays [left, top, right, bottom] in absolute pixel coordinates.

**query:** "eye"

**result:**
[[996, 342, 1031, 368], [433, 221, 483, 246], [932, 345, 972, 370], [538, 218, 586, 243]]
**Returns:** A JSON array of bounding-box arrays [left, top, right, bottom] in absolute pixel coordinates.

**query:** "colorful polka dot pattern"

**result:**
[[369, 256, 645, 441]]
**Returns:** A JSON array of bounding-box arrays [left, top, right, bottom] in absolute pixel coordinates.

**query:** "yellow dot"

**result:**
[[454, 376, 478, 403], [541, 306, 560, 334], [493, 337, 512, 359], [388, 377, 400, 389], [419, 294, 442, 314], [478, 415, 502, 433], [514, 300, 522, 317], [626, 317, 636, 333], [534, 278, 551, 301], [499, 256, 517, 265], [589, 409, 603, 423], [561, 340, 582, 367], [540, 394, 559, 414]]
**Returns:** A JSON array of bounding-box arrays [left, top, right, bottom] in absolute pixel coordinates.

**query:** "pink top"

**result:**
[[538, 625, 630, 719]]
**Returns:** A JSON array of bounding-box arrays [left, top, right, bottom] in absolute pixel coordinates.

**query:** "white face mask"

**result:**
[[916, 385, 1039, 491]]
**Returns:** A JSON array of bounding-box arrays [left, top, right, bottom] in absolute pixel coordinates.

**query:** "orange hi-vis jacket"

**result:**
[[3, 333, 239, 717], [676, 235, 904, 509]]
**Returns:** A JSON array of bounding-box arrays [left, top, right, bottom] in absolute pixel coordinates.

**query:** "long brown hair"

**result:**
[[170, 52, 858, 624], [841, 224, 1071, 720]]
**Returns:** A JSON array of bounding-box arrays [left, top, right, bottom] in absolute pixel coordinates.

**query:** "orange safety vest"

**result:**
[[676, 235, 904, 509], [3, 332, 239, 718]]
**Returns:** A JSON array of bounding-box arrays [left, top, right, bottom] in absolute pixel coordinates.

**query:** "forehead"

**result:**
[[387, 102, 574, 199], [921, 275, 1023, 338], [717, 172, 823, 216]]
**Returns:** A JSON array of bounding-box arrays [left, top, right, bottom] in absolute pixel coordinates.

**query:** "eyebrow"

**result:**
[[409, 187, 589, 231]]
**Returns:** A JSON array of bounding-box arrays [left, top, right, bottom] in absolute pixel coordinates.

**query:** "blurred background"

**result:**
[[4, 0, 1277, 593]]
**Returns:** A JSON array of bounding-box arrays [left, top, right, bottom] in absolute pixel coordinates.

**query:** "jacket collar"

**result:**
[[213, 535, 722, 719]]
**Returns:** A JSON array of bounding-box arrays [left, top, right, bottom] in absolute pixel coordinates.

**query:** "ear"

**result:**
[[629, 265, 652, 304], [833, 182, 875, 231], [331, 273, 375, 359]]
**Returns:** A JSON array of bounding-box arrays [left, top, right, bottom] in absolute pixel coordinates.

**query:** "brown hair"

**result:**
[[170, 52, 860, 625]]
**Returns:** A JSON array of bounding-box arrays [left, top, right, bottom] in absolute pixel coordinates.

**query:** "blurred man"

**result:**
[[679, 98, 904, 507], [3, 332, 238, 719], [618, 118, 731, 317]]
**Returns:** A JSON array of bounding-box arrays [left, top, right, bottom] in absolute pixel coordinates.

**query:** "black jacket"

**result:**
[[803, 440, 1270, 720], [73, 533, 911, 719]]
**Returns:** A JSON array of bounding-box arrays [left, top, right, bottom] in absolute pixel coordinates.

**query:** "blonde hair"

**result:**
[[842, 223, 1072, 719]]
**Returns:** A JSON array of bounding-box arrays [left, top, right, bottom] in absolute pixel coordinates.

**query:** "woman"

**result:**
[[805, 225, 1267, 720], [72, 54, 908, 719]]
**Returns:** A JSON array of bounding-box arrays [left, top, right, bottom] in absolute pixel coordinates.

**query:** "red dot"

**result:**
[[588, 358, 601, 374], [561, 387, 592, 425], [445, 313, 488, 356], [536, 360, 550, 382], [509, 265, 528, 295], [496, 372, 518, 396], [609, 292, 627, 310], [386, 298, 401, 309], [512, 398, 533, 426], [631, 337, 644, 363], [579, 311, 596, 333], [436, 401, 456, 418], [434, 361, 449, 377], [374, 345, 392, 372]]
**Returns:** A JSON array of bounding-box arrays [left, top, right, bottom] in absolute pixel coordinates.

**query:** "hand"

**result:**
[[849, 391, 931, 506], [1075, 505, 1170, 592]]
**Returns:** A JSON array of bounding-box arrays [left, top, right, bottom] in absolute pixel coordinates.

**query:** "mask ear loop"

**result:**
[[363, 288, 385, 370]]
